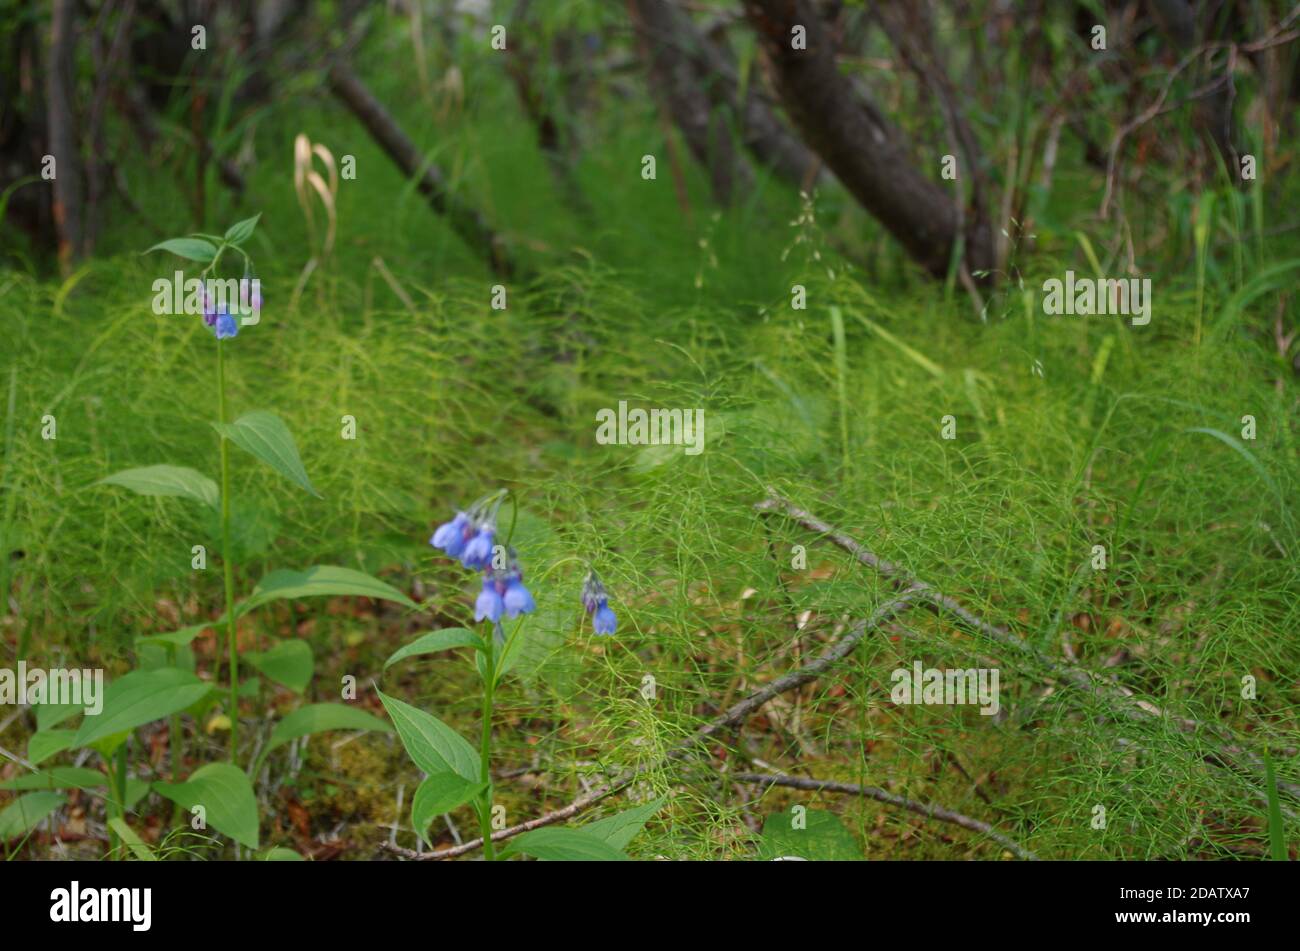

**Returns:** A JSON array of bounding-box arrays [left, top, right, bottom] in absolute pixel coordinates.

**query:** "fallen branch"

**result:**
[[740, 0, 995, 279], [755, 491, 1097, 679], [731, 771, 1038, 861], [327, 61, 515, 278], [755, 488, 1300, 806], [628, 0, 753, 205], [380, 591, 922, 860], [698, 590, 920, 740]]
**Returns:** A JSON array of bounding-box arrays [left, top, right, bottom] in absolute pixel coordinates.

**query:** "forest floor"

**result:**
[[2, 59, 1298, 860]]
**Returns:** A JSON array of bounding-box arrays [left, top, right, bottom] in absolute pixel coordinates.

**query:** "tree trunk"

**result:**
[[627, 0, 753, 205], [46, 0, 84, 271], [742, 0, 995, 280], [631, 0, 820, 187]]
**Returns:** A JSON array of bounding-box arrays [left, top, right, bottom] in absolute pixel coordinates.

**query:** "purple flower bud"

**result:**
[[202, 287, 218, 326], [430, 512, 470, 556], [503, 578, 535, 618], [581, 571, 608, 615], [215, 308, 238, 339], [460, 528, 495, 570], [593, 601, 617, 636], [474, 580, 504, 623]]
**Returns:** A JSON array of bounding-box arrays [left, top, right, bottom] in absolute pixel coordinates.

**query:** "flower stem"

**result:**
[[216, 337, 239, 762], [167, 644, 182, 824], [108, 742, 127, 860], [478, 630, 497, 861]]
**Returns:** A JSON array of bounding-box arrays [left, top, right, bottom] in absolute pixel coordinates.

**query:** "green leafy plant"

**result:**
[[384, 489, 657, 860], [0, 216, 420, 858]]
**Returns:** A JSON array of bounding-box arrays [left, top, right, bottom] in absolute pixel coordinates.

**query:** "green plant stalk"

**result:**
[[166, 644, 183, 823], [105, 761, 119, 858], [216, 337, 239, 762], [108, 743, 128, 860], [830, 306, 850, 473], [1193, 194, 1212, 353], [478, 631, 497, 861]]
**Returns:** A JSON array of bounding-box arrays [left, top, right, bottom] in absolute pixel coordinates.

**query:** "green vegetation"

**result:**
[[0, 2, 1296, 862]]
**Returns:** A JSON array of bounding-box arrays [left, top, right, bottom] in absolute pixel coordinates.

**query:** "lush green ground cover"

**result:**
[[1, 32, 1297, 860]]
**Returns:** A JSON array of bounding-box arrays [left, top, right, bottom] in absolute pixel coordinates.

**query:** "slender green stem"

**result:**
[[217, 337, 239, 762], [830, 306, 850, 474], [109, 742, 127, 860], [478, 628, 497, 861], [502, 492, 518, 547], [166, 644, 182, 823]]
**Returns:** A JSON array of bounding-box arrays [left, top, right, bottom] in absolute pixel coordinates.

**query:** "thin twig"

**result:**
[[732, 771, 1038, 861], [379, 591, 922, 860], [756, 489, 1300, 807]]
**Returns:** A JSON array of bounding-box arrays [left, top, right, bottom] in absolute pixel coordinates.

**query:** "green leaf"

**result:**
[[0, 766, 106, 791], [582, 797, 666, 851], [494, 619, 527, 683], [138, 642, 196, 673], [377, 691, 479, 781], [99, 465, 219, 510], [757, 808, 863, 861], [108, 818, 157, 861], [136, 622, 214, 649], [0, 792, 64, 839], [153, 763, 259, 849], [34, 701, 83, 731], [500, 827, 629, 861], [212, 411, 319, 497], [205, 496, 280, 563], [89, 731, 132, 758], [244, 565, 416, 613], [256, 703, 392, 769], [223, 213, 261, 245], [261, 847, 306, 861], [75, 668, 213, 747], [384, 628, 483, 670], [245, 639, 313, 694], [145, 237, 217, 262], [411, 773, 485, 845], [124, 778, 150, 812], [27, 729, 77, 766]]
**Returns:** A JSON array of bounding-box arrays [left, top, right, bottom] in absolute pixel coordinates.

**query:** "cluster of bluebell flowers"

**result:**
[[476, 552, 536, 624], [200, 278, 261, 340], [430, 495, 620, 642], [430, 496, 537, 642]]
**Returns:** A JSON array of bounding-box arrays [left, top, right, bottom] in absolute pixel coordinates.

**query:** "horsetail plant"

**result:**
[[382, 489, 659, 860]]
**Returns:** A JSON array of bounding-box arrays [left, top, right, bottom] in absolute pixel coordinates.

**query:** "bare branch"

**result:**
[[327, 61, 516, 277], [741, 0, 994, 280], [627, 0, 753, 205], [732, 771, 1038, 860], [380, 591, 921, 860], [755, 488, 1300, 807]]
